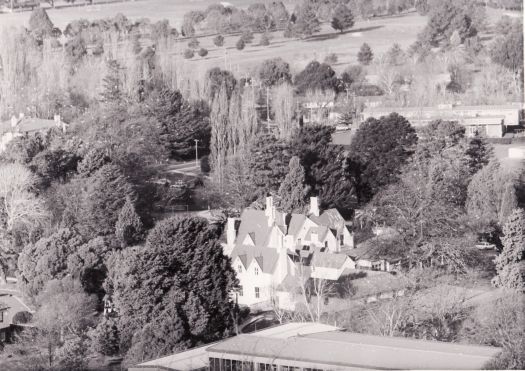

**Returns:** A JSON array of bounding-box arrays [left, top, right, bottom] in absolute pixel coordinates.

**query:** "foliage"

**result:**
[[247, 134, 292, 199], [341, 65, 366, 88], [115, 197, 144, 247], [240, 30, 254, 44], [294, 61, 340, 95], [258, 58, 292, 87], [277, 156, 308, 213], [323, 53, 338, 65], [235, 37, 246, 50], [357, 43, 374, 65], [183, 48, 194, 59], [349, 113, 417, 203], [18, 228, 84, 296], [188, 37, 200, 49], [331, 4, 354, 33], [386, 43, 406, 66], [92, 317, 120, 357], [490, 28, 524, 72], [30, 149, 81, 190], [198, 48, 208, 57], [259, 33, 270, 46], [492, 209, 525, 290], [290, 2, 320, 38], [77, 147, 111, 178], [213, 34, 225, 47], [29, 8, 59, 43], [55, 334, 89, 371], [206, 67, 237, 99], [105, 217, 238, 355]]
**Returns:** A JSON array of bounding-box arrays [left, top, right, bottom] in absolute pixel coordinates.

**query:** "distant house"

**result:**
[[343, 237, 403, 273], [0, 291, 34, 342], [0, 113, 67, 152], [361, 103, 525, 138], [224, 197, 356, 308]]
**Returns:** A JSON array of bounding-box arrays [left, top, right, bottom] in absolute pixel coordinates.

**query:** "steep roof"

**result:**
[[287, 214, 307, 237], [344, 236, 404, 262], [236, 209, 272, 248], [310, 208, 345, 228], [311, 250, 350, 269], [0, 117, 60, 135], [230, 245, 279, 274]]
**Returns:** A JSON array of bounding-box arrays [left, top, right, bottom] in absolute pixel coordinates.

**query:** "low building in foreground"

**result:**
[[361, 103, 524, 138], [130, 322, 502, 371]]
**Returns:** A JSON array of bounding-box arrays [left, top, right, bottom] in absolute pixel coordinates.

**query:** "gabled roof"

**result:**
[[344, 236, 404, 262], [0, 117, 60, 135], [311, 249, 351, 269], [230, 245, 279, 274], [310, 208, 345, 228], [287, 214, 307, 237], [236, 209, 273, 248]]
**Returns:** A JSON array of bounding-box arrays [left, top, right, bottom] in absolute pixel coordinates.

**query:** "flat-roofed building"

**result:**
[[131, 322, 502, 371], [361, 103, 524, 138]]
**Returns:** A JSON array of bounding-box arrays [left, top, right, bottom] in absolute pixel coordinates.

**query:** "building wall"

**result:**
[[234, 259, 274, 306]]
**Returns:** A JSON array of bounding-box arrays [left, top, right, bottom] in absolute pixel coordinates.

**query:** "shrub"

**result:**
[[200, 155, 211, 173], [188, 37, 200, 49], [260, 33, 270, 46], [236, 38, 246, 50], [213, 34, 225, 47], [323, 53, 338, 65], [198, 48, 208, 57], [240, 30, 254, 44], [183, 49, 195, 59]]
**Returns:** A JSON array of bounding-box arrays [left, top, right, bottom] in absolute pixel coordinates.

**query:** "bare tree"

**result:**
[[272, 83, 296, 140]]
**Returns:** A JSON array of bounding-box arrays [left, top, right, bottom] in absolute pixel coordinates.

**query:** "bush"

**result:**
[[240, 30, 254, 44], [324, 53, 338, 65], [188, 37, 199, 49], [183, 49, 195, 59], [198, 48, 208, 57], [259, 33, 270, 46], [236, 38, 245, 50], [200, 155, 211, 173], [213, 34, 225, 47]]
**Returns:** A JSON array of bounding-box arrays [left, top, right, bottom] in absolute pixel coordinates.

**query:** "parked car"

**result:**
[[475, 241, 496, 250]]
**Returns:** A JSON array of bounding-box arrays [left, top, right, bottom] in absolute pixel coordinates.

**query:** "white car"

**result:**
[[475, 241, 496, 250]]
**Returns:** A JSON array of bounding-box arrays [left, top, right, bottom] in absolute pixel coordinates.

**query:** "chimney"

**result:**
[[10, 115, 17, 128], [265, 196, 275, 226], [309, 197, 320, 217], [226, 217, 237, 247]]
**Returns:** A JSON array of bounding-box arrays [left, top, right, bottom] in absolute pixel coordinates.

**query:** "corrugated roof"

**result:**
[[206, 331, 501, 370], [0, 117, 60, 135]]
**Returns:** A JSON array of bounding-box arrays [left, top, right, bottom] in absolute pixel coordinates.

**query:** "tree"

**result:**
[[247, 134, 292, 199], [357, 43, 374, 66], [188, 37, 200, 49], [235, 37, 245, 50], [92, 317, 120, 357], [492, 209, 525, 290], [349, 113, 417, 203], [198, 48, 208, 57], [278, 156, 308, 213], [268, 1, 290, 28], [205, 67, 237, 99], [291, 3, 320, 38], [258, 58, 292, 87], [386, 43, 406, 66], [77, 147, 111, 178], [105, 217, 238, 354], [183, 48, 194, 59], [100, 59, 123, 104], [115, 197, 144, 247], [18, 228, 84, 296], [55, 334, 89, 370], [30, 149, 81, 189], [272, 83, 296, 140], [65, 36, 87, 65], [209, 84, 230, 187], [28, 8, 58, 43], [490, 30, 524, 73], [331, 4, 354, 33], [294, 61, 340, 95], [213, 34, 225, 47], [259, 33, 270, 46], [82, 164, 136, 237]]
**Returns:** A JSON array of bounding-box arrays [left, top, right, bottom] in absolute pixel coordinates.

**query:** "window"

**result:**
[[0, 310, 3, 323], [339, 234, 344, 246], [255, 287, 260, 298], [237, 264, 243, 273], [259, 364, 277, 371], [254, 267, 259, 275], [239, 285, 243, 297], [297, 238, 302, 246]]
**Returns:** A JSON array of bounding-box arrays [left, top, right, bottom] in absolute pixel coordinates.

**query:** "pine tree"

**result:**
[[357, 43, 374, 65], [115, 196, 144, 247], [93, 317, 120, 357], [292, 3, 320, 39], [100, 59, 123, 103], [386, 43, 406, 66], [493, 209, 525, 291], [331, 4, 354, 33], [278, 156, 308, 213]]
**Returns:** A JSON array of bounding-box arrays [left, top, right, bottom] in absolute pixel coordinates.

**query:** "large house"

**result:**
[[361, 103, 524, 138], [131, 322, 502, 371], [223, 197, 355, 307], [0, 113, 67, 152]]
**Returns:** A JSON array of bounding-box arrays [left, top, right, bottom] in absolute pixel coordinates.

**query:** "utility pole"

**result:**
[[194, 139, 199, 167], [266, 86, 270, 131]]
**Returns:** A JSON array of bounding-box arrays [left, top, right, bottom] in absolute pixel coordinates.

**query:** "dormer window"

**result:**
[[339, 235, 344, 246], [237, 265, 243, 273], [254, 267, 259, 275], [324, 241, 328, 249]]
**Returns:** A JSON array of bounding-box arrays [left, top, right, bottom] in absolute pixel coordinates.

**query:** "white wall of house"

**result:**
[[233, 257, 274, 306]]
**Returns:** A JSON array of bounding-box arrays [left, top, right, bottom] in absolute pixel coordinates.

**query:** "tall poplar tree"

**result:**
[[209, 84, 230, 188]]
